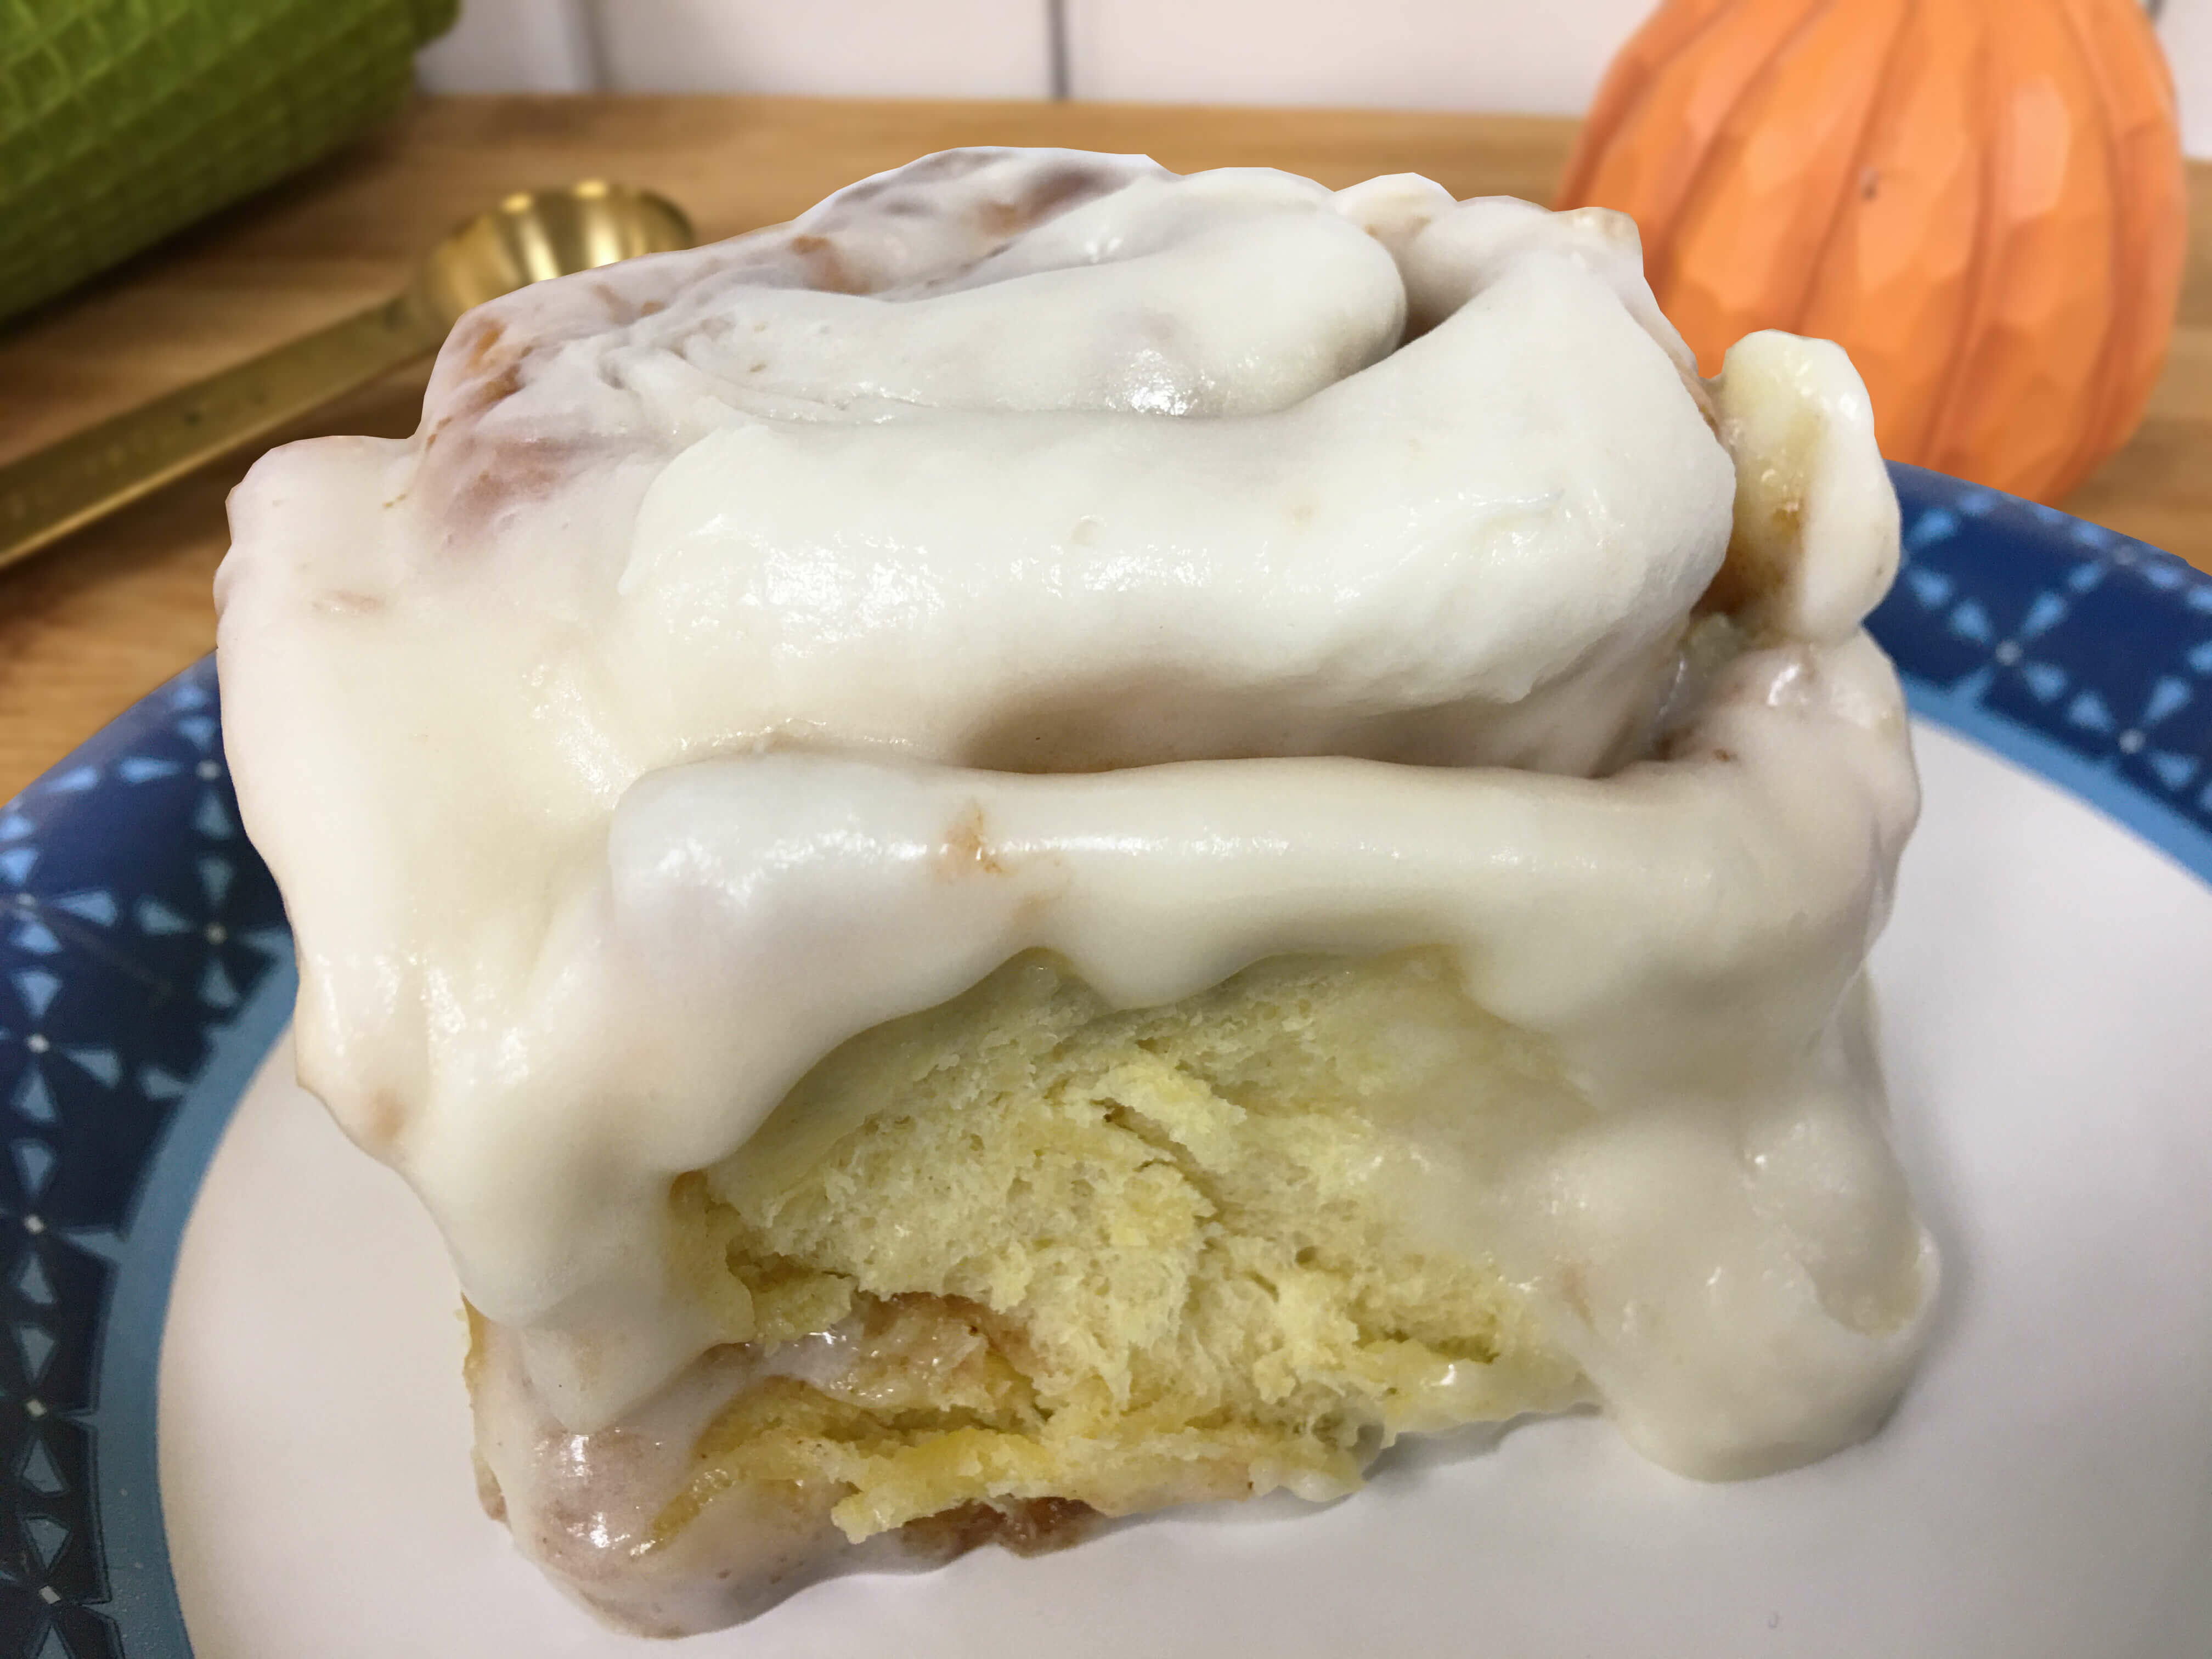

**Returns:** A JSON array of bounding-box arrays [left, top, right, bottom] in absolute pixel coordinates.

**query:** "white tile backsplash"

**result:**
[[413, 0, 2211, 160], [1062, 0, 1656, 114], [415, 0, 600, 93], [592, 0, 1052, 99], [2166, 0, 2212, 158]]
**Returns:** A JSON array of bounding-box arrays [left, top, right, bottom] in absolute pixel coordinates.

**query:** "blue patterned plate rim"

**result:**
[[2, 461, 2210, 1658]]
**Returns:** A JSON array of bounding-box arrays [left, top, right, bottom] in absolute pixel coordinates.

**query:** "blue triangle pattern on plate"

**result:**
[[1872, 467, 2212, 845], [1948, 599, 1994, 642], [2144, 676, 2192, 726], [193, 792, 234, 843], [2018, 592, 2068, 639], [0, 653, 292, 1655], [1905, 568, 1952, 610], [2151, 752, 2199, 793], [23, 1511, 66, 1570], [137, 1067, 187, 1103], [15, 1321, 55, 1385], [238, 927, 291, 959], [198, 959, 240, 1011], [2068, 691, 2118, 734], [133, 899, 191, 937], [17, 1437, 63, 1497], [12, 971, 60, 1021], [1906, 506, 1958, 548], [48, 894, 116, 928], [13, 1069, 56, 1126], [13, 1140, 54, 1200], [60, 1051, 120, 1090], [14, 1252, 55, 1307]]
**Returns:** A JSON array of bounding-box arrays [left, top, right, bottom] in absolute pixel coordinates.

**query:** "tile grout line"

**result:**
[[1047, 0, 1071, 100], [569, 0, 613, 93]]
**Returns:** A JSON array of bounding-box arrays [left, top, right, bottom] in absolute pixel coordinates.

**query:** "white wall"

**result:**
[[419, 0, 2212, 160], [590, 0, 1052, 98], [2168, 0, 2212, 156], [415, 0, 599, 91]]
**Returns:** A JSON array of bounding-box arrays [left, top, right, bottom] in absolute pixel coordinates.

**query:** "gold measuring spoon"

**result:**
[[0, 180, 693, 574]]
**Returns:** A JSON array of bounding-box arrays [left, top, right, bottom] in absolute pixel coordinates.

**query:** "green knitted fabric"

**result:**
[[0, 0, 457, 324]]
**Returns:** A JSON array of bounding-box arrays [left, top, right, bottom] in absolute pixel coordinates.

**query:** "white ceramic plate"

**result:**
[[7, 467, 2211, 1656]]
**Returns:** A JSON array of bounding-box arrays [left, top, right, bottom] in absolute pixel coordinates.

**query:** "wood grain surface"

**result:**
[[2, 93, 2207, 800]]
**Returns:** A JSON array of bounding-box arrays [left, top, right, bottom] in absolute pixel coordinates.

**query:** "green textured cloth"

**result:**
[[0, 0, 458, 325]]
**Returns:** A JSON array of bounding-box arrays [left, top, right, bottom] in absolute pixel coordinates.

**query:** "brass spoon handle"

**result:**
[[0, 290, 445, 574]]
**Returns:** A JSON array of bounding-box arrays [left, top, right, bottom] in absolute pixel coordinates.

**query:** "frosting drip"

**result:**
[[215, 148, 1932, 1482]]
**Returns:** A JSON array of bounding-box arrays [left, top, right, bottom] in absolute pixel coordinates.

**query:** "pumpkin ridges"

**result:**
[[1798, 0, 1985, 465], [2021, 7, 2126, 495], [1927, 2, 2119, 496], [2045, 0, 2142, 501], [1792, 1, 1924, 344], [1917, 19, 2007, 487], [1559, 0, 1742, 206], [1559, 0, 2185, 504], [2087, 0, 2187, 387], [1659, 0, 1909, 377], [1634, 0, 1846, 360], [2047, 0, 2189, 500], [1560, 0, 1824, 312]]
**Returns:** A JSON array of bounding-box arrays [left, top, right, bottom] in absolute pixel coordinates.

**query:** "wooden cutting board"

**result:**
[[2, 94, 2207, 800]]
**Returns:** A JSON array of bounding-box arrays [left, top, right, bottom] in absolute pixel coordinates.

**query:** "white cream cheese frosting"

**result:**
[[215, 149, 1931, 1486]]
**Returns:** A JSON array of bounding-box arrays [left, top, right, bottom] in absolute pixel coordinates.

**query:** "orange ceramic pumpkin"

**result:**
[[1556, 0, 2187, 504]]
